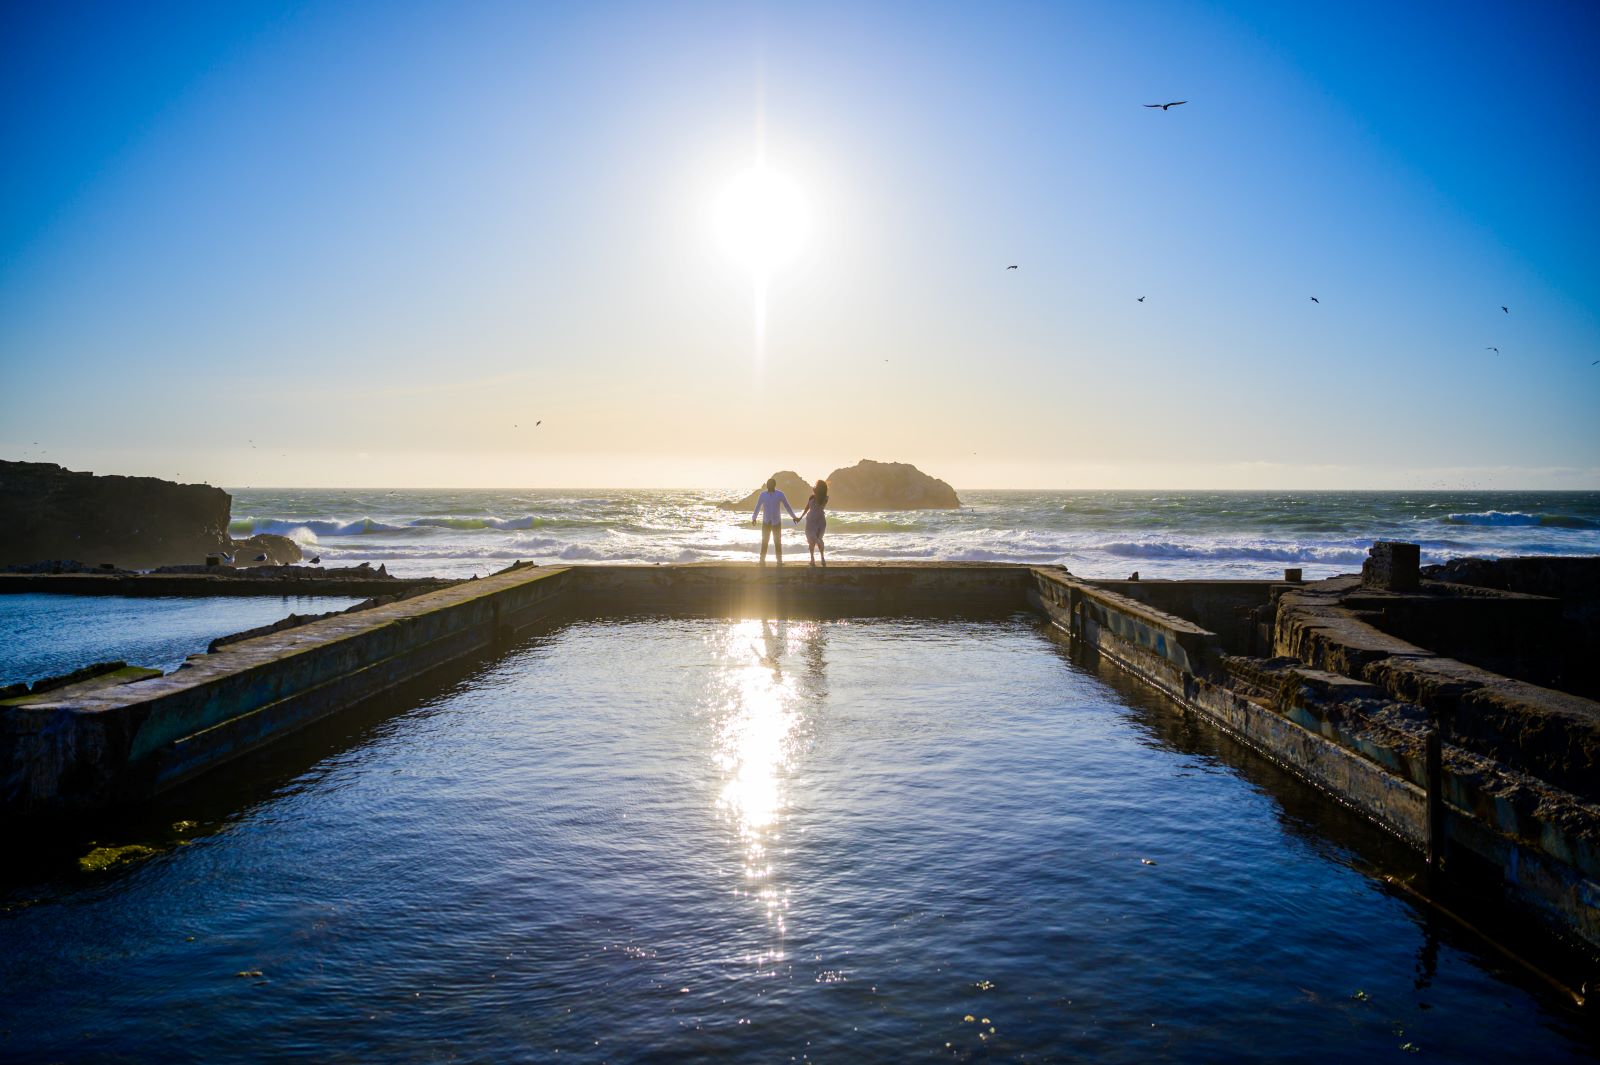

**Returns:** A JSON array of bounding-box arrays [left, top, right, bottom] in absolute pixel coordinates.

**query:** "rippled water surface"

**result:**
[[0, 593, 366, 686], [2, 618, 1594, 1061]]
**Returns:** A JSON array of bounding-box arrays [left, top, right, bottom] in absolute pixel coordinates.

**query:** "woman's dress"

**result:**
[[804, 495, 827, 544]]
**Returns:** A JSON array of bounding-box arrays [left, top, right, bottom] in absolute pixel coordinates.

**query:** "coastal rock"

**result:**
[[722, 462, 960, 512], [230, 533, 303, 566], [822, 460, 960, 510], [0, 461, 234, 569], [0, 461, 302, 569], [724, 471, 815, 513]]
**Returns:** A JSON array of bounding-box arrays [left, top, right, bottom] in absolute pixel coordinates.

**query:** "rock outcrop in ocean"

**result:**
[[724, 460, 960, 511], [0, 461, 300, 569]]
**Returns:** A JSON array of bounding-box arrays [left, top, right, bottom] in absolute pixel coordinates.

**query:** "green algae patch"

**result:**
[[78, 843, 162, 873]]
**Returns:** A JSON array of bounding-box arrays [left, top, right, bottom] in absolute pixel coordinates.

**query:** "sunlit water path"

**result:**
[[1, 618, 1593, 1061]]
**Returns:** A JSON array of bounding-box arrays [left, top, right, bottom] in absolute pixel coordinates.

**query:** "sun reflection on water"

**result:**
[[708, 618, 822, 964]]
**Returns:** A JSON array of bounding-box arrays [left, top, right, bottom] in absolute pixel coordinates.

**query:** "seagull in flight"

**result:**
[[1006, 265, 1018, 270], [1145, 101, 1187, 110], [1486, 346, 1500, 354], [1309, 296, 1319, 303]]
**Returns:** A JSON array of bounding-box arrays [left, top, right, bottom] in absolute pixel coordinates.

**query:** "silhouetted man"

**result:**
[[751, 477, 798, 565]]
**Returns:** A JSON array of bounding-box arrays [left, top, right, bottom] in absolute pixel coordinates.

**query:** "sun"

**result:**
[[713, 165, 811, 272]]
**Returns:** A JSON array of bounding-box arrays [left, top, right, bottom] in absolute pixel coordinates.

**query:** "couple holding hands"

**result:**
[[750, 477, 828, 566]]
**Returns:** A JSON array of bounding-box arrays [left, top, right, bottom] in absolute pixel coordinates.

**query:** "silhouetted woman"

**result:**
[[796, 479, 828, 567]]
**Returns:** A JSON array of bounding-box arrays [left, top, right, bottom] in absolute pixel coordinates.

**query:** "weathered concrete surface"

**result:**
[[1276, 576, 1600, 803], [1031, 565, 1600, 956], [1424, 555, 1600, 700], [570, 561, 1032, 618], [1030, 569, 1220, 685], [1362, 540, 1420, 592], [1090, 579, 1283, 655], [1345, 583, 1567, 691], [0, 565, 569, 815]]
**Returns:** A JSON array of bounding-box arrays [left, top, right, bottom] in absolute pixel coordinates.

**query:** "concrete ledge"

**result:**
[[1277, 577, 1600, 803], [568, 562, 1035, 618], [1031, 568, 1220, 679], [0, 565, 570, 814], [0, 563, 1034, 816]]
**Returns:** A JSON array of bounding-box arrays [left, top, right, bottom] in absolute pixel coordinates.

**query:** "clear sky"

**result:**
[[2, 0, 1597, 490]]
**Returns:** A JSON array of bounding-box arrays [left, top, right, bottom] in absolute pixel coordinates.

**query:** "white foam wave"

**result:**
[[1096, 540, 1370, 565], [1443, 510, 1596, 529], [237, 517, 406, 537]]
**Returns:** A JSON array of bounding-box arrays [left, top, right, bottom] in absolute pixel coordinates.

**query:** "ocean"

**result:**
[[229, 488, 1600, 579]]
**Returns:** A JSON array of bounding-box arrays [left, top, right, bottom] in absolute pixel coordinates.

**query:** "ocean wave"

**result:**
[[1095, 541, 1371, 565], [409, 515, 540, 531], [1443, 510, 1598, 529], [948, 547, 1070, 563], [232, 517, 407, 538], [824, 518, 929, 533]]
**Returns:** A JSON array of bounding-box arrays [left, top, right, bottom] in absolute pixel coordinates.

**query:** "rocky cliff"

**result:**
[[0, 461, 300, 569], [724, 460, 960, 511]]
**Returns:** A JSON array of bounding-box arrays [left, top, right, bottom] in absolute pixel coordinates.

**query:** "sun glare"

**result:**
[[713, 165, 811, 272]]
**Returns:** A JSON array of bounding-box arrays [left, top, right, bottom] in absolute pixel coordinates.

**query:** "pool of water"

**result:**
[[1, 616, 1594, 1061], [0, 594, 368, 686]]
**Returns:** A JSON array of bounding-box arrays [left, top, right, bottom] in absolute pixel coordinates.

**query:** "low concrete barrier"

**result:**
[[1030, 567, 1600, 956], [568, 561, 1033, 618], [1, 563, 1032, 818], [1, 565, 570, 815]]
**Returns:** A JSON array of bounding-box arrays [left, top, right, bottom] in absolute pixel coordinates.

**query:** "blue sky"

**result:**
[[1, 0, 1596, 488]]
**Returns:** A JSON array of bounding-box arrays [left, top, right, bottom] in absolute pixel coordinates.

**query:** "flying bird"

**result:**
[[1006, 265, 1018, 270], [536, 420, 542, 426], [1137, 296, 1146, 302], [1145, 101, 1187, 110], [309, 555, 321, 564], [1502, 306, 1509, 314], [1486, 347, 1499, 354], [1309, 296, 1319, 303]]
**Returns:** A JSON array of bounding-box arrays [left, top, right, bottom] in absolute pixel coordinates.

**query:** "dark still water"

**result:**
[[1, 618, 1593, 1062]]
